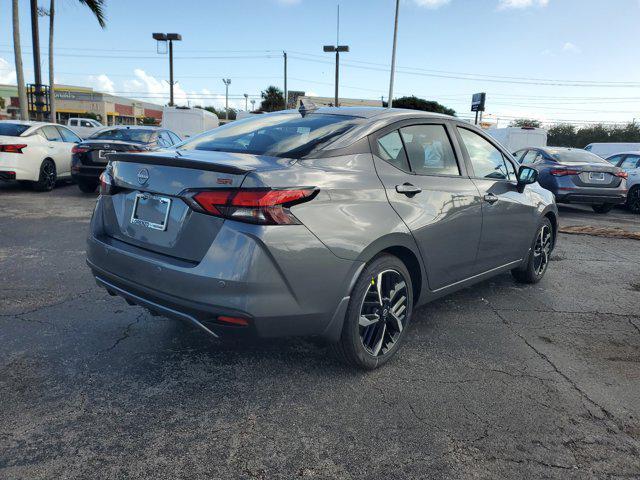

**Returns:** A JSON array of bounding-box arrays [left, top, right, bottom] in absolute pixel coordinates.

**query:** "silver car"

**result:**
[[87, 107, 557, 369], [605, 151, 640, 213]]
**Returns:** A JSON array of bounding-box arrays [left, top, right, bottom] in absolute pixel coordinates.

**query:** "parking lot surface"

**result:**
[[1, 183, 639, 480]]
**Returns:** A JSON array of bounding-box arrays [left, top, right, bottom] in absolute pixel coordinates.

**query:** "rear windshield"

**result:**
[[89, 128, 154, 143], [0, 123, 30, 137], [547, 149, 609, 164], [176, 113, 361, 158]]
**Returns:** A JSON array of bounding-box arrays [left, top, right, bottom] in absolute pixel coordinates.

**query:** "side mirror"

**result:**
[[517, 166, 538, 192]]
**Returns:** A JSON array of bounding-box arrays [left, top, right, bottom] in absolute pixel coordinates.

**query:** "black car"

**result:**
[[512, 147, 627, 213], [71, 126, 181, 193]]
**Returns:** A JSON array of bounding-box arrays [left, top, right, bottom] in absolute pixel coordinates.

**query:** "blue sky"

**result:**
[[1, 0, 639, 125]]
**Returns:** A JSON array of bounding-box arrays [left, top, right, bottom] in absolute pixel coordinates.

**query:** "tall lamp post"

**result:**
[[152, 32, 182, 106], [388, 0, 400, 108], [244, 93, 249, 111], [222, 78, 231, 120], [250, 99, 256, 112], [323, 45, 349, 107]]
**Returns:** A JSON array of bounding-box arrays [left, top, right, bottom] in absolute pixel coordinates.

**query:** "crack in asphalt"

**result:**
[[0, 288, 95, 318], [95, 312, 145, 354], [629, 318, 640, 336]]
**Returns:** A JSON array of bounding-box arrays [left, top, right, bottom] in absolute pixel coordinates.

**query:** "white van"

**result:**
[[486, 127, 547, 153], [161, 106, 219, 139], [584, 143, 640, 158]]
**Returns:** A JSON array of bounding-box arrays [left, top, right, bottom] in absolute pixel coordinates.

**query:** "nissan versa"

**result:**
[[87, 107, 557, 369]]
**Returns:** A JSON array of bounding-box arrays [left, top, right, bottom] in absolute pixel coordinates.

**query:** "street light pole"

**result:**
[[388, 0, 400, 108], [222, 78, 231, 120], [30, 0, 42, 120], [323, 45, 349, 107], [250, 99, 256, 112], [244, 93, 249, 111], [152, 33, 182, 106], [283, 51, 288, 108]]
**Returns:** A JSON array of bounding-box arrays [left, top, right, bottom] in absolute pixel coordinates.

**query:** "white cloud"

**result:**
[[413, 0, 451, 8], [498, 0, 549, 9], [88, 73, 115, 93], [0, 57, 17, 84], [275, 0, 300, 5], [562, 42, 581, 54]]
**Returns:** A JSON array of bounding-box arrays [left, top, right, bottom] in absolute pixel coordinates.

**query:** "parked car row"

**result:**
[[0, 120, 181, 192]]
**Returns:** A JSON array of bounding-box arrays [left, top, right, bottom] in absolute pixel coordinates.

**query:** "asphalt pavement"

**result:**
[[1, 182, 639, 480]]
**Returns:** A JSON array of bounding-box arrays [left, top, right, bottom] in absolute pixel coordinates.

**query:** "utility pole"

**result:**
[[388, 0, 400, 108], [244, 93, 249, 111], [30, 0, 43, 120], [222, 78, 231, 120], [283, 51, 288, 108], [323, 6, 349, 107], [152, 33, 182, 106]]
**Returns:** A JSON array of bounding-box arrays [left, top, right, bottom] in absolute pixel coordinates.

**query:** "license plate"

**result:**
[[98, 150, 115, 160], [130, 193, 171, 231], [589, 172, 605, 181]]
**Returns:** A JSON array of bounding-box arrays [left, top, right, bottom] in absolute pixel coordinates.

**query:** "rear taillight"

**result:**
[[99, 170, 115, 195], [550, 168, 579, 176], [615, 171, 628, 179], [0, 144, 27, 154], [185, 188, 318, 225], [72, 145, 90, 154]]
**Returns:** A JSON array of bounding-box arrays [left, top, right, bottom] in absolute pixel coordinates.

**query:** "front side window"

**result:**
[[81, 120, 93, 128], [521, 150, 538, 164], [57, 127, 81, 143], [178, 112, 361, 159], [457, 127, 512, 180], [399, 124, 459, 176], [606, 154, 623, 166], [621, 155, 640, 169], [376, 130, 409, 171]]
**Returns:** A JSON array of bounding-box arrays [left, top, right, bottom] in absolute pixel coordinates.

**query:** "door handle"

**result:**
[[483, 193, 499, 204], [395, 183, 422, 196]]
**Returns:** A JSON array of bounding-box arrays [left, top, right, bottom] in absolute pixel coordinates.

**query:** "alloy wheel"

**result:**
[[42, 162, 56, 190], [628, 187, 640, 214], [533, 225, 552, 276], [358, 269, 408, 357]]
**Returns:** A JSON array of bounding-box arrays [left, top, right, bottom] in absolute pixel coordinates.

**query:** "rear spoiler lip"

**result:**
[[109, 152, 254, 175]]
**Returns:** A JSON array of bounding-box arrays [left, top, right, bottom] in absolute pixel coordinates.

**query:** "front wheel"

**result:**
[[626, 186, 640, 214], [333, 254, 413, 370], [512, 218, 553, 284], [592, 204, 613, 214]]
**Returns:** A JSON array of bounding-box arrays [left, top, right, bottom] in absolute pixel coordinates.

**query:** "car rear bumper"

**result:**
[[555, 188, 627, 205], [0, 156, 37, 181], [71, 164, 105, 180], [86, 201, 360, 340]]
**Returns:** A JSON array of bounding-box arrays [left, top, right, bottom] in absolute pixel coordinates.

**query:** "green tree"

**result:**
[[547, 124, 577, 147], [509, 118, 542, 128], [383, 96, 456, 116], [259, 86, 285, 112]]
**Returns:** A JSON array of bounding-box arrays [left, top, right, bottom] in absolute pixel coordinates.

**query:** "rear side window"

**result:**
[[41, 125, 63, 142], [376, 130, 409, 171], [0, 123, 30, 136], [70, 119, 78, 126], [457, 127, 514, 180], [399, 124, 459, 176]]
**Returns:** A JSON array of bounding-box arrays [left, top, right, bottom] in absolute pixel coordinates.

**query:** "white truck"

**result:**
[[486, 127, 547, 153], [161, 106, 219, 139], [66, 117, 104, 139]]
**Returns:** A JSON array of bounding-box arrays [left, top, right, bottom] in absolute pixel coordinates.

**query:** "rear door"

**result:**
[[455, 126, 537, 274], [371, 120, 483, 290], [40, 125, 68, 173], [56, 126, 82, 175]]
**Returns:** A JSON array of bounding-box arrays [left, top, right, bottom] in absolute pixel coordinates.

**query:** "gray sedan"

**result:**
[[87, 107, 557, 369]]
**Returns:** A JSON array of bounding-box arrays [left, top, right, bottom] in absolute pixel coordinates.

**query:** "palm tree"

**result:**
[[12, 0, 29, 120], [48, 0, 106, 123], [259, 86, 285, 112]]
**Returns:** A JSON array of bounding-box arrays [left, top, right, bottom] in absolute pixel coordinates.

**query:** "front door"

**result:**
[[455, 126, 538, 274], [372, 122, 483, 291]]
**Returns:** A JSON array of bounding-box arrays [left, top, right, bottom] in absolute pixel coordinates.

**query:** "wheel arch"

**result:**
[[543, 209, 558, 248]]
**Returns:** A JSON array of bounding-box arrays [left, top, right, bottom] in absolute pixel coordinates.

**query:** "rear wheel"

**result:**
[[333, 254, 413, 370], [512, 218, 553, 284], [33, 160, 56, 192], [627, 186, 640, 214], [77, 178, 99, 193], [592, 204, 613, 214]]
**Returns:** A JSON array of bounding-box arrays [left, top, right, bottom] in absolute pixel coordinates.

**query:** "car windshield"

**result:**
[[0, 123, 30, 137], [89, 128, 154, 143], [547, 149, 610, 164], [177, 113, 361, 158]]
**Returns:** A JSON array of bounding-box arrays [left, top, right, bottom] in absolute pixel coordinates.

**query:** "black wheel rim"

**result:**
[[629, 188, 640, 213], [42, 162, 56, 189], [533, 225, 552, 276], [359, 269, 408, 357]]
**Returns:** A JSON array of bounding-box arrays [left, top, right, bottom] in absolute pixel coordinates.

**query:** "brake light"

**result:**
[[72, 145, 90, 154], [615, 171, 628, 179], [99, 170, 115, 195], [550, 168, 579, 176], [187, 188, 318, 225], [0, 144, 27, 154], [217, 315, 249, 326]]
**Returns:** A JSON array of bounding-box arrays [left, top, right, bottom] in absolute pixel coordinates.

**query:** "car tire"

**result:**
[[512, 217, 554, 284], [33, 159, 57, 192], [592, 204, 613, 214], [626, 185, 640, 214], [77, 178, 99, 193], [332, 253, 413, 370]]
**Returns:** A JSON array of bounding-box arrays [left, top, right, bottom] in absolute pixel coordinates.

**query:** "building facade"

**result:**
[[0, 84, 163, 125]]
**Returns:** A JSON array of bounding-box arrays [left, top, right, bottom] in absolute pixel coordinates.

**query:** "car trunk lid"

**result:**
[[556, 162, 623, 188]]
